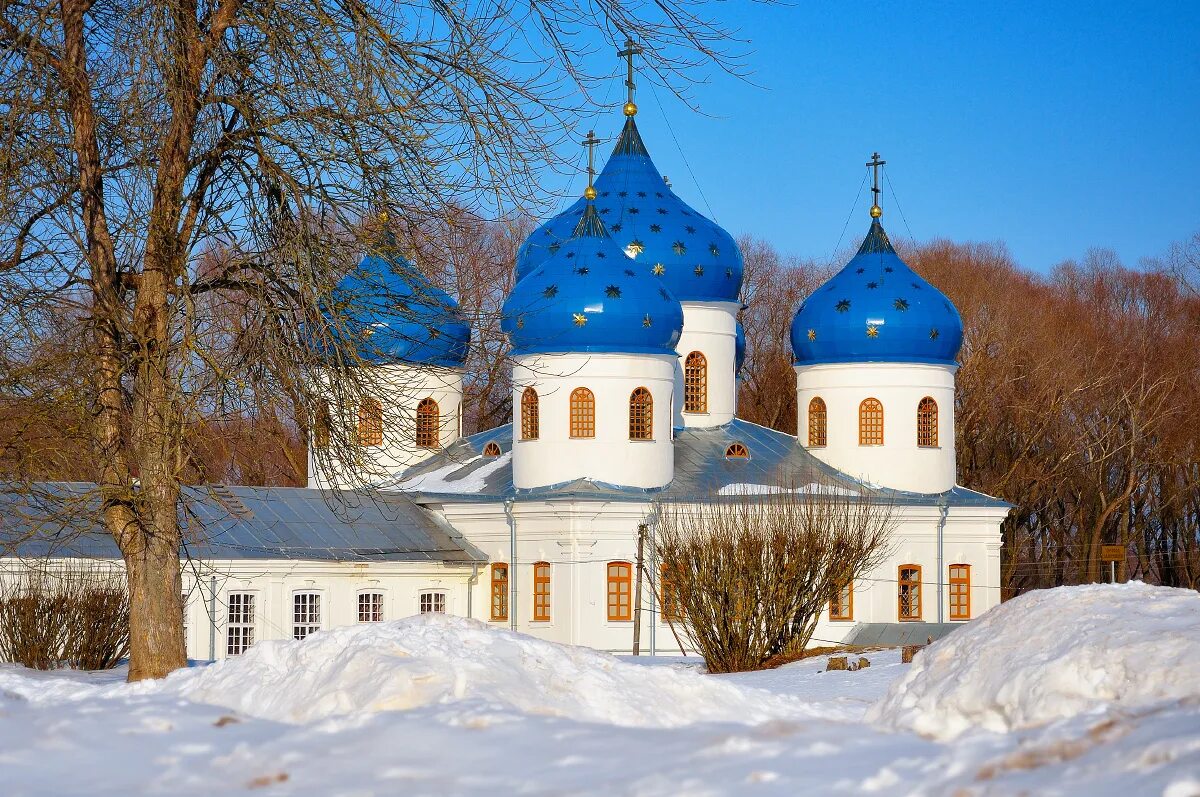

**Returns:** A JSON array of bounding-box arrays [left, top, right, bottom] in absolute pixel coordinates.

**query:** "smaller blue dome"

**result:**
[[791, 219, 963, 366], [502, 204, 684, 356], [326, 250, 470, 368], [735, 321, 747, 373]]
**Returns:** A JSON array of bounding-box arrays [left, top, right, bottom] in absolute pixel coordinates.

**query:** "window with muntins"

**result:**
[[293, 592, 321, 640], [419, 591, 446, 614], [829, 580, 853, 621], [314, 400, 331, 449], [570, 387, 595, 438], [533, 562, 551, 622], [898, 565, 922, 620], [416, 397, 440, 449], [607, 561, 632, 621], [483, 441, 501, 457], [808, 397, 827, 447], [521, 387, 539, 440], [683, 351, 707, 413], [660, 564, 684, 622], [358, 592, 384, 623], [227, 592, 255, 656], [629, 387, 653, 440], [918, 397, 938, 447], [358, 398, 383, 447], [859, 398, 884, 446], [725, 442, 749, 459], [490, 563, 508, 622], [949, 564, 971, 620]]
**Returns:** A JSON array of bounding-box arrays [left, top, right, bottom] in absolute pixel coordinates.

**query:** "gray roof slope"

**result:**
[[395, 419, 1011, 509], [0, 482, 485, 563]]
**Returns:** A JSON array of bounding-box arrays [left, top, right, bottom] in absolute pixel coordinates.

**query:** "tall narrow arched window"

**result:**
[[917, 397, 938, 447], [898, 564, 922, 621], [313, 400, 332, 449], [520, 387, 539, 440], [859, 398, 884, 446], [358, 398, 383, 447], [629, 387, 653, 440], [416, 397, 440, 449], [570, 387, 595, 438], [683, 351, 707, 414], [490, 563, 508, 622], [808, 397, 827, 447]]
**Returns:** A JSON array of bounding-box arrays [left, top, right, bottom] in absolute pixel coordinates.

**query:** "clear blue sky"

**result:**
[[547, 1, 1200, 273]]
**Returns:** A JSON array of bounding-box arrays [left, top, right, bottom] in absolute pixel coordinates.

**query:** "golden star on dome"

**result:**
[[807, 329, 816, 341], [652, 263, 665, 276], [866, 324, 879, 338], [573, 313, 587, 327]]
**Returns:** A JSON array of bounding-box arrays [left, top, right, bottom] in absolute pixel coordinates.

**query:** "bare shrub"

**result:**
[[654, 489, 893, 674]]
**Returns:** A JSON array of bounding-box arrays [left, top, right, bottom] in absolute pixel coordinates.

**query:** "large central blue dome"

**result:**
[[516, 117, 743, 303], [790, 219, 963, 366], [502, 203, 684, 356]]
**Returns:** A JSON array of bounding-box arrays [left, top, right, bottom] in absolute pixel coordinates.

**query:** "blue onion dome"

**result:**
[[326, 247, 471, 368], [790, 219, 963, 365], [515, 117, 743, 303], [502, 203, 684, 356]]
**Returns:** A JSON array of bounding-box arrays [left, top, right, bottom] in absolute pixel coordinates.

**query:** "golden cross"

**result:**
[[582, 130, 599, 199], [866, 152, 886, 218], [617, 37, 643, 115]]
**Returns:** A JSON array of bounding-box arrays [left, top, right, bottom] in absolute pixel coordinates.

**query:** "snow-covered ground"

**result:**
[[2, 583, 1199, 796]]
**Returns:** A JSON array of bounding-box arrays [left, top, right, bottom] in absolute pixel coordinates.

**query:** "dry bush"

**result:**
[[654, 489, 893, 674], [0, 566, 130, 670]]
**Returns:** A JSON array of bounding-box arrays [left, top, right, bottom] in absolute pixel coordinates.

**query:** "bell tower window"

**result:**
[[808, 397, 827, 447], [416, 397, 440, 449], [859, 398, 884, 446], [683, 351, 707, 413]]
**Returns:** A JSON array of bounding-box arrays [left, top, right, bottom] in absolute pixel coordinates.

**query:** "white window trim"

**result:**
[[418, 589, 448, 614], [356, 589, 386, 623], [292, 590, 324, 640], [226, 590, 258, 657]]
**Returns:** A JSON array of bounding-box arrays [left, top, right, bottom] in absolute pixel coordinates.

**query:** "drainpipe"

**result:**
[[504, 497, 517, 632], [645, 510, 658, 657], [936, 499, 949, 624], [208, 575, 217, 661], [466, 563, 480, 619]]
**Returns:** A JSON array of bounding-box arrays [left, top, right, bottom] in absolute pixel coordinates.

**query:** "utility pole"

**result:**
[[632, 523, 647, 655]]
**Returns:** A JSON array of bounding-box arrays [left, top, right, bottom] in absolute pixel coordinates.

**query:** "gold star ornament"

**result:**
[[807, 329, 816, 341], [866, 324, 879, 338], [573, 313, 587, 327], [652, 263, 665, 276]]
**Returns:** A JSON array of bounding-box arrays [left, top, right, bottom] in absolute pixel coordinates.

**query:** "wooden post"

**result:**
[[632, 524, 646, 656]]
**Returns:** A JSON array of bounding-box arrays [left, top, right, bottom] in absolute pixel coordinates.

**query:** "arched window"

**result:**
[[917, 397, 938, 447], [949, 564, 971, 620], [357, 592, 384, 623], [570, 387, 595, 439], [683, 351, 707, 413], [482, 441, 501, 457], [808, 397, 827, 447], [859, 398, 884, 446], [829, 579, 853, 621], [313, 400, 332, 449], [358, 398, 383, 447], [416, 397, 440, 449], [490, 563, 508, 622], [607, 561, 632, 621], [898, 565, 922, 621], [629, 387, 653, 440], [725, 442, 749, 459], [520, 387, 539, 440], [532, 562, 551, 622]]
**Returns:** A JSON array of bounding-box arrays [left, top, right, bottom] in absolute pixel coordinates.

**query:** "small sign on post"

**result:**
[[1101, 545, 1124, 584]]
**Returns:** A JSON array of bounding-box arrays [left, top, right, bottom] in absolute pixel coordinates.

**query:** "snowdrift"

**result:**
[[170, 614, 808, 727], [869, 582, 1200, 740]]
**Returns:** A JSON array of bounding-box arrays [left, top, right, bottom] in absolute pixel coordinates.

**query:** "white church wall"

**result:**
[[511, 353, 676, 490], [795, 361, 957, 493], [673, 301, 740, 429]]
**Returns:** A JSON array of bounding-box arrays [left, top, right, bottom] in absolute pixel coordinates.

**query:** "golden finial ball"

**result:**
[[623, 101, 638, 117], [584, 185, 598, 200], [870, 204, 883, 218]]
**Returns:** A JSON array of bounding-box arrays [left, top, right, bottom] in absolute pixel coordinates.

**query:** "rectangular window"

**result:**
[[293, 592, 322, 640], [949, 564, 971, 620], [227, 592, 255, 656], [829, 580, 853, 621], [420, 591, 446, 614], [358, 592, 384, 623], [358, 398, 383, 447], [898, 565, 922, 621], [490, 563, 509, 622], [660, 564, 684, 622], [607, 561, 632, 622], [533, 562, 551, 622]]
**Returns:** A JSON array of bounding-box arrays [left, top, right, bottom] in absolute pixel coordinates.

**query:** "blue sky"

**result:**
[[545, 2, 1200, 273]]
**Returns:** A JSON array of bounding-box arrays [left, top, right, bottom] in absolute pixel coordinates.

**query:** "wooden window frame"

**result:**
[[292, 591, 322, 640], [226, 592, 255, 656], [419, 590, 446, 614], [859, 397, 884, 446], [660, 563, 684, 622], [949, 564, 971, 620], [520, 387, 540, 440], [808, 397, 827, 447], [532, 562, 551, 622], [483, 441, 502, 457], [416, 397, 440, 449], [898, 565, 922, 621], [569, 387, 595, 439], [607, 561, 632, 622], [683, 351, 708, 414], [357, 591, 384, 623], [829, 579, 853, 621], [725, 442, 749, 459], [918, 396, 939, 448], [628, 387, 653, 441], [358, 398, 383, 447], [490, 563, 509, 622], [314, 400, 332, 449]]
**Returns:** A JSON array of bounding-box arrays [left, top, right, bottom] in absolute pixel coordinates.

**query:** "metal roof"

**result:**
[[0, 482, 485, 563], [395, 418, 1011, 510]]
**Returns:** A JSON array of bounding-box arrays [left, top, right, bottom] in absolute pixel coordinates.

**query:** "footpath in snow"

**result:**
[[0, 582, 1199, 796]]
